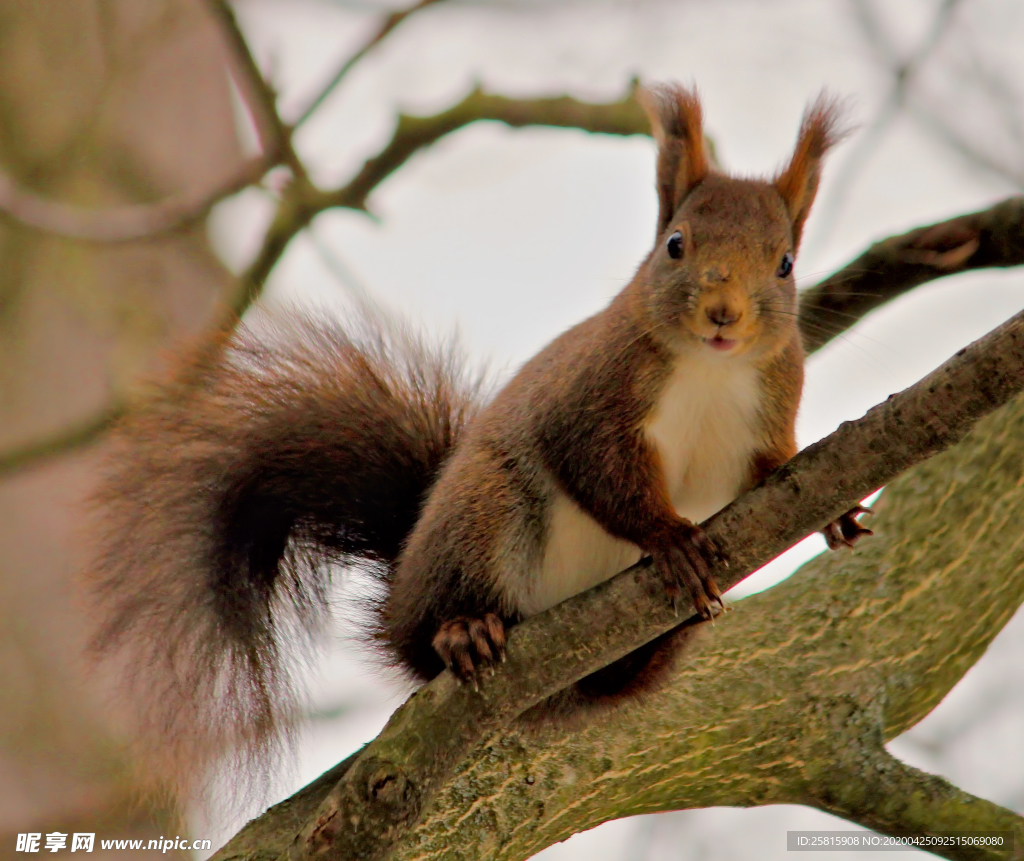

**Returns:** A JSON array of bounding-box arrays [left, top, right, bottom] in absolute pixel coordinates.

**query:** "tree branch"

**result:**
[[206, 0, 299, 176], [232, 86, 649, 313], [0, 0, 295, 243], [0, 157, 271, 242], [292, 0, 446, 130], [0, 406, 124, 478], [808, 0, 966, 248], [799, 196, 1024, 353], [322, 85, 648, 213], [811, 748, 1020, 861], [209, 307, 1024, 859]]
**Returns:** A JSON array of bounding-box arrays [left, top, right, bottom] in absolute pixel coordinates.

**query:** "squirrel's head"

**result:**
[[637, 83, 847, 360]]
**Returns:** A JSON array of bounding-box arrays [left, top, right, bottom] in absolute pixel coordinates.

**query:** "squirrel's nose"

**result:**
[[706, 304, 741, 327]]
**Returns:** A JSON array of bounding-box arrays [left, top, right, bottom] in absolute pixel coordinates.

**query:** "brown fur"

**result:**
[[86, 312, 483, 791], [774, 92, 850, 250], [384, 85, 846, 694], [87, 83, 849, 788], [640, 83, 710, 236]]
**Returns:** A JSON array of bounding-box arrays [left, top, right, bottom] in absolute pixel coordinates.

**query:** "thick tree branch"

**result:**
[[211, 308, 1024, 859], [799, 195, 1024, 353]]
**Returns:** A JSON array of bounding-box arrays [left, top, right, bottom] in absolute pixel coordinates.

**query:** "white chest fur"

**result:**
[[522, 354, 762, 618], [525, 491, 644, 617], [644, 353, 762, 524]]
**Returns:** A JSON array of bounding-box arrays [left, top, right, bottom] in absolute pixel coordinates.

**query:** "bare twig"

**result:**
[[0, 78, 649, 473], [206, 0, 304, 178], [209, 304, 1024, 861], [292, 0, 445, 130], [322, 85, 647, 212], [843, 0, 1024, 195]]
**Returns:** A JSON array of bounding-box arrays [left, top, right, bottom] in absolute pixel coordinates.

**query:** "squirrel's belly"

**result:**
[[645, 355, 762, 524], [520, 490, 643, 617]]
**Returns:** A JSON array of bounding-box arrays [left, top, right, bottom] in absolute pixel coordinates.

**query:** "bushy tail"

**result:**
[[86, 309, 482, 795]]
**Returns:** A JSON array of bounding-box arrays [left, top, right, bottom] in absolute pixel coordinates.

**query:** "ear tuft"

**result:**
[[639, 83, 710, 236], [774, 91, 850, 250]]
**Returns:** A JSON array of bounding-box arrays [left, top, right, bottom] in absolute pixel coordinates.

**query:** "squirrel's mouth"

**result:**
[[704, 335, 738, 352]]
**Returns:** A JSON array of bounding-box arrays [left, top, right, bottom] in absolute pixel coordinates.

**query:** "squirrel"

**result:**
[[87, 83, 870, 785]]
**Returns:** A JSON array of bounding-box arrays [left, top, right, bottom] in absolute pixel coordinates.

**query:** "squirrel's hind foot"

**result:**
[[653, 524, 724, 620], [823, 505, 874, 550], [433, 613, 506, 683]]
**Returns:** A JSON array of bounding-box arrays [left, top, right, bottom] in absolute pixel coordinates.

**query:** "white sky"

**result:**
[[199, 1, 1024, 857]]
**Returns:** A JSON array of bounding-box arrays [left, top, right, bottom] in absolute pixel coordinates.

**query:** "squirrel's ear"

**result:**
[[774, 92, 848, 251], [640, 83, 709, 237]]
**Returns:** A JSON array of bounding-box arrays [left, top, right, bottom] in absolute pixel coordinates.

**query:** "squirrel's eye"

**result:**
[[777, 251, 794, 279], [666, 231, 684, 260]]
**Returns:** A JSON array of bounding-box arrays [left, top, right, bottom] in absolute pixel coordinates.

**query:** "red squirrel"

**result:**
[[88, 84, 869, 781]]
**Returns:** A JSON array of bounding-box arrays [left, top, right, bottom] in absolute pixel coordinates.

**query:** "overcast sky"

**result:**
[[198, 1, 1024, 857]]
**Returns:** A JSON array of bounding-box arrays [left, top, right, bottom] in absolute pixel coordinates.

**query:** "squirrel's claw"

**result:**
[[652, 523, 724, 621], [823, 505, 874, 550], [433, 613, 507, 684]]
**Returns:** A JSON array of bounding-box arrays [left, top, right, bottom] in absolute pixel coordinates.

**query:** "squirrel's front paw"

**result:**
[[652, 524, 724, 620], [823, 505, 874, 550], [433, 613, 506, 683]]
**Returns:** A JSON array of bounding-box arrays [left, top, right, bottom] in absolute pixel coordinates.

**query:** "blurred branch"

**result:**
[[231, 85, 648, 310], [807, 0, 965, 250], [0, 0, 298, 244], [799, 196, 1024, 353], [851, 0, 963, 71], [308, 227, 378, 311], [292, 0, 446, 129], [908, 101, 1024, 189], [0, 406, 124, 478], [206, 0, 304, 178], [841, 0, 1024, 201], [0, 22, 647, 473], [0, 156, 270, 242], [322, 85, 647, 211]]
